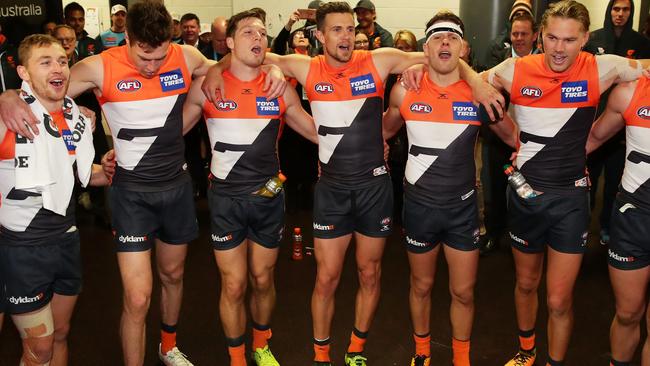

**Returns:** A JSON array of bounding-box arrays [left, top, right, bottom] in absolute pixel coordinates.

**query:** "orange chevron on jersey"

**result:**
[[511, 52, 600, 108], [98, 44, 191, 103]]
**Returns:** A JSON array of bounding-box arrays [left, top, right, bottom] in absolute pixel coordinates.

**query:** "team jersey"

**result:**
[[620, 77, 650, 210], [305, 50, 386, 187], [97, 44, 191, 191], [0, 111, 77, 245], [400, 73, 485, 205], [507, 52, 601, 193], [202, 71, 286, 196], [98, 30, 125, 49]]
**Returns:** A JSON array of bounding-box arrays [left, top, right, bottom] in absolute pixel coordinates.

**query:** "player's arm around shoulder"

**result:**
[[283, 85, 317, 144], [182, 44, 217, 78], [69, 54, 104, 98], [371, 47, 426, 80], [587, 80, 635, 154], [183, 75, 207, 135], [383, 81, 406, 140], [263, 52, 312, 85], [484, 57, 515, 93]]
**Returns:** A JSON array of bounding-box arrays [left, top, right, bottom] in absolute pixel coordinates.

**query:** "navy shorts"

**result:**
[[403, 196, 480, 253], [208, 186, 285, 251], [608, 198, 650, 270], [109, 182, 199, 252], [0, 230, 82, 315], [507, 187, 590, 254], [313, 177, 393, 239]]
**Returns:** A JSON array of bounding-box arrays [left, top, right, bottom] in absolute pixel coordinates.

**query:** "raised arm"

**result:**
[[282, 86, 317, 144], [586, 80, 633, 154], [382, 81, 406, 140], [183, 76, 208, 135]]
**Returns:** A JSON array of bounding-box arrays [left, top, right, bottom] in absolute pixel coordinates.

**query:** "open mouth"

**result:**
[[551, 54, 566, 65], [338, 44, 350, 52], [50, 78, 65, 88], [251, 46, 262, 55], [438, 51, 451, 60]]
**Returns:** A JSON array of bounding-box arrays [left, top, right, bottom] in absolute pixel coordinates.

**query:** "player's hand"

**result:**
[[471, 80, 505, 122], [509, 151, 517, 165], [261, 64, 288, 100], [101, 149, 116, 182], [401, 64, 426, 92], [0, 90, 39, 139], [78, 106, 96, 132], [202, 66, 227, 103]]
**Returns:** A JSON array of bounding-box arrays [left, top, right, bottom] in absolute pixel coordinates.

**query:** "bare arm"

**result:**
[[370, 48, 426, 80], [183, 76, 208, 135], [382, 82, 406, 140], [68, 54, 104, 98], [283, 86, 317, 144], [586, 81, 633, 154], [182, 45, 217, 78], [459, 59, 506, 122]]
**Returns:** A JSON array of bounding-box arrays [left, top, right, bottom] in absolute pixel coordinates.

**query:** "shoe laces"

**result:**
[[255, 347, 279, 366], [347, 354, 367, 366], [163, 347, 193, 366], [512, 351, 533, 366]]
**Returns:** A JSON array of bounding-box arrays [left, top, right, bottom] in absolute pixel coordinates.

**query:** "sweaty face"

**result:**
[[354, 8, 374, 28], [66, 10, 85, 36], [542, 16, 588, 73], [182, 19, 200, 45], [228, 17, 268, 68], [54, 28, 77, 60], [424, 28, 463, 76], [510, 20, 536, 57], [611, 0, 632, 28], [317, 12, 355, 66], [18, 44, 70, 110], [127, 41, 170, 78]]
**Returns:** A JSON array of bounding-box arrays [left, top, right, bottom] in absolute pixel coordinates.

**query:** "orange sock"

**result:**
[[314, 342, 331, 362], [228, 344, 246, 366], [347, 330, 367, 353], [518, 333, 535, 352], [252, 327, 272, 350], [452, 338, 470, 366], [160, 329, 177, 354], [414, 334, 431, 357]]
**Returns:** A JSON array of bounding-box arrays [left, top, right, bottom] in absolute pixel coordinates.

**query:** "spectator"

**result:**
[[393, 29, 417, 52], [202, 16, 229, 61], [354, 30, 370, 50], [171, 13, 183, 43], [64, 2, 102, 58], [97, 4, 127, 49], [53, 25, 78, 65], [180, 13, 205, 49], [584, 0, 650, 245], [484, 0, 534, 69], [200, 31, 211, 45], [42, 21, 57, 35], [0, 23, 20, 93], [354, 0, 393, 48]]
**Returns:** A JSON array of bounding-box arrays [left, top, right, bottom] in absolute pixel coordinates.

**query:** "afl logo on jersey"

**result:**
[[315, 82, 334, 94], [636, 106, 650, 120], [216, 100, 238, 112], [350, 73, 377, 96], [520, 86, 542, 98], [410, 102, 432, 114], [116, 79, 142, 92]]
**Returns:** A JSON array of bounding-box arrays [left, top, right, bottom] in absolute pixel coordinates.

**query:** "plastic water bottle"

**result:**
[[292, 227, 303, 261], [254, 173, 287, 197], [503, 165, 537, 199]]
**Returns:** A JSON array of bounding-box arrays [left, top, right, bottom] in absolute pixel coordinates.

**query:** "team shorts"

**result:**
[[109, 182, 199, 252], [208, 186, 285, 251], [507, 187, 590, 254], [0, 230, 82, 314], [313, 177, 393, 239], [608, 198, 650, 270], [403, 196, 480, 253]]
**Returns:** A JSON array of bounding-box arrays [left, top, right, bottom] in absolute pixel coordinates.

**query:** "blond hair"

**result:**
[[541, 0, 590, 32]]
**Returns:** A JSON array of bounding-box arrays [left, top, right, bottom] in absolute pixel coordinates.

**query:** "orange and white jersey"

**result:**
[[504, 52, 602, 193], [305, 51, 386, 187], [98, 44, 191, 191], [202, 71, 286, 195], [400, 74, 485, 205], [621, 77, 650, 210], [0, 110, 76, 244]]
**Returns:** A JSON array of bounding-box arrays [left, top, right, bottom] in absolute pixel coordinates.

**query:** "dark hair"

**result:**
[[180, 13, 200, 25], [425, 10, 465, 35], [126, 0, 173, 47], [64, 2, 84, 18], [316, 2, 354, 31], [289, 28, 306, 49], [250, 7, 266, 23], [226, 10, 264, 38], [511, 11, 538, 32], [18, 34, 62, 65]]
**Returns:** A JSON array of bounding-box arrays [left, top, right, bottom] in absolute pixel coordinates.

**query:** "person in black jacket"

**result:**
[[0, 23, 20, 93], [584, 0, 650, 245]]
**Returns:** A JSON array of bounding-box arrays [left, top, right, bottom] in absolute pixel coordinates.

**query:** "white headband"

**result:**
[[425, 21, 463, 43]]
